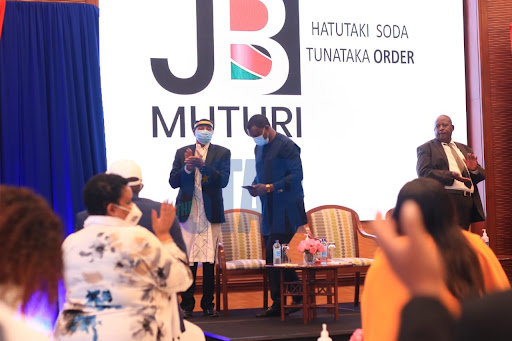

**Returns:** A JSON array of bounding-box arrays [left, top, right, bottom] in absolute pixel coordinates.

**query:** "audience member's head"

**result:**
[[83, 173, 130, 216], [392, 178, 484, 300], [107, 159, 143, 193], [0, 186, 63, 311]]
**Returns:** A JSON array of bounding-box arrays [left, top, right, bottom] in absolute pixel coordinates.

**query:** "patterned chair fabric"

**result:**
[[216, 209, 268, 315], [306, 205, 376, 306], [308, 208, 374, 266], [220, 210, 264, 263], [308, 208, 357, 258]]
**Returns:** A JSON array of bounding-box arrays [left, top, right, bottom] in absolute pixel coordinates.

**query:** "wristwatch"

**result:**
[[266, 184, 271, 193]]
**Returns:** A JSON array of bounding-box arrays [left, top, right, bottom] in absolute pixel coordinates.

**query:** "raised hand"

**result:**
[[151, 201, 176, 242], [463, 153, 478, 171], [372, 200, 446, 298]]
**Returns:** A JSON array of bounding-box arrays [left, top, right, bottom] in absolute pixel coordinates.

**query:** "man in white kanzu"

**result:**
[[169, 119, 231, 318]]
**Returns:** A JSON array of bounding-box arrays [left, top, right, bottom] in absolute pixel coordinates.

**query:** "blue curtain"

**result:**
[[0, 1, 106, 236]]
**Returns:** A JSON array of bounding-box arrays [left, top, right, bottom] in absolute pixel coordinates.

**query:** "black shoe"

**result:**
[[182, 310, 193, 319], [256, 306, 281, 317], [203, 308, 219, 317]]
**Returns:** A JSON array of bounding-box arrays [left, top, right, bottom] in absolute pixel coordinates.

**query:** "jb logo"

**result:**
[[150, 0, 301, 95]]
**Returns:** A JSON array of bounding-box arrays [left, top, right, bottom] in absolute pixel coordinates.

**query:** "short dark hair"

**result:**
[[83, 173, 129, 215], [246, 115, 270, 130]]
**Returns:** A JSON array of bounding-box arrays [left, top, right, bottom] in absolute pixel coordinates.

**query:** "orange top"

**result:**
[[361, 230, 510, 341]]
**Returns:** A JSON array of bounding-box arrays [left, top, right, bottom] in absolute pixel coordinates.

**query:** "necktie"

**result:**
[[447, 143, 472, 189]]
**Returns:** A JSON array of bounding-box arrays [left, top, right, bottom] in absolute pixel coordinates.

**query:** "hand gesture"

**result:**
[[463, 153, 478, 171], [451, 171, 471, 183], [151, 201, 176, 242], [184, 149, 205, 170], [184, 148, 194, 172], [372, 201, 446, 298], [251, 183, 268, 196]]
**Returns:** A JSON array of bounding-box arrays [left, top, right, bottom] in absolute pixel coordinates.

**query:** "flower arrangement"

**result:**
[[297, 236, 326, 254]]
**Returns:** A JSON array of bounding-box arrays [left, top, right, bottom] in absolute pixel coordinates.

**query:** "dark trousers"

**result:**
[[449, 192, 475, 230], [180, 262, 215, 311], [264, 233, 299, 307]]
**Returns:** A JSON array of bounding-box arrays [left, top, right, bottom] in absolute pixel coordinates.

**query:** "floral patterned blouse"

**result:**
[[54, 216, 193, 341]]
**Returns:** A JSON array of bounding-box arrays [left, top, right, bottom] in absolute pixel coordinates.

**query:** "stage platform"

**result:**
[[192, 303, 361, 341]]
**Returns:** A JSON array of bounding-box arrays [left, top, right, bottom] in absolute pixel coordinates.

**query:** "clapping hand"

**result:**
[[151, 200, 176, 243], [184, 148, 205, 171]]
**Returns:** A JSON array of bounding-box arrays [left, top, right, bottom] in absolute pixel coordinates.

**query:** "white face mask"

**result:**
[[114, 203, 142, 226]]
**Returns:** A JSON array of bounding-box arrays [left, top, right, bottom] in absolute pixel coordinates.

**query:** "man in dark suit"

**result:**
[[169, 119, 231, 318], [245, 114, 308, 317], [417, 115, 486, 229]]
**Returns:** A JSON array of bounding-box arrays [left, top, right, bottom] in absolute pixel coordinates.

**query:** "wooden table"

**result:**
[[267, 262, 355, 324]]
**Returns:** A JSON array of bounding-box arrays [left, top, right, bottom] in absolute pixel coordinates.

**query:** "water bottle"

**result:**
[[327, 242, 336, 261], [281, 244, 290, 263], [273, 240, 282, 264], [481, 229, 489, 246], [320, 238, 328, 261]]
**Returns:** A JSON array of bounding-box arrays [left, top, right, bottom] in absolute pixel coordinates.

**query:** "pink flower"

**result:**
[[349, 328, 363, 341], [297, 243, 305, 252], [309, 246, 317, 254]]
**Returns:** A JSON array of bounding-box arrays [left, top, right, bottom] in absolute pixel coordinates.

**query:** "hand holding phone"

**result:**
[[242, 185, 257, 197]]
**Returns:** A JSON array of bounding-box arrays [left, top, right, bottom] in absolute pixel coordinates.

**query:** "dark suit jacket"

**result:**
[[417, 139, 486, 222], [399, 291, 512, 341], [253, 133, 307, 236], [169, 143, 231, 223], [74, 192, 187, 254]]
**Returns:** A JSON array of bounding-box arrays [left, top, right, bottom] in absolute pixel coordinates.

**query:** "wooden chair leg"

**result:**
[[222, 270, 229, 316], [263, 271, 269, 309], [215, 265, 221, 312], [354, 272, 361, 306]]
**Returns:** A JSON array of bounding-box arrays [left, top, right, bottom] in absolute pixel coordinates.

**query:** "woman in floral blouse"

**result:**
[[55, 174, 193, 341]]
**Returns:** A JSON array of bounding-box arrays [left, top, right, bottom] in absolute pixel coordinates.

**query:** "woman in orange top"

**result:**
[[361, 178, 510, 341]]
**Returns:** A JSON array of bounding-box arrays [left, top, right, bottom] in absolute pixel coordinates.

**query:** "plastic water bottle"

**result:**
[[281, 244, 290, 263], [320, 238, 328, 261], [481, 229, 489, 246], [327, 242, 336, 262], [273, 240, 282, 264], [317, 323, 332, 341]]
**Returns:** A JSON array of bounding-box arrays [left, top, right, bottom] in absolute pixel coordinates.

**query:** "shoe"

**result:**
[[203, 308, 219, 317], [182, 310, 193, 319], [256, 306, 281, 317]]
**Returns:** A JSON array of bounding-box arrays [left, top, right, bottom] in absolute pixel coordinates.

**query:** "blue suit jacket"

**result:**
[[253, 133, 307, 236], [169, 143, 231, 223]]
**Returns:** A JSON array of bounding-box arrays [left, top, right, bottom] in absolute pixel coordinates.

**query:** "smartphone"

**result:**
[[242, 185, 254, 190]]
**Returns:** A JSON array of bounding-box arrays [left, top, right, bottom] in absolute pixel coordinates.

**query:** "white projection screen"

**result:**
[[99, 0, 468, 220]]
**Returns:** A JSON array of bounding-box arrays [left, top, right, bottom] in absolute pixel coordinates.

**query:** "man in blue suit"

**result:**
[[246, 115, 308, 317], [169, 119, 231, 318]]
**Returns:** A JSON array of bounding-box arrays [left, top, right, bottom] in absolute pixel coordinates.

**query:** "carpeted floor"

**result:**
[[191, 303, 361, 341]]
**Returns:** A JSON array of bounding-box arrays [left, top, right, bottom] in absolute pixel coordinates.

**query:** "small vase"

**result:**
[[303, 251, 316, 265]]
